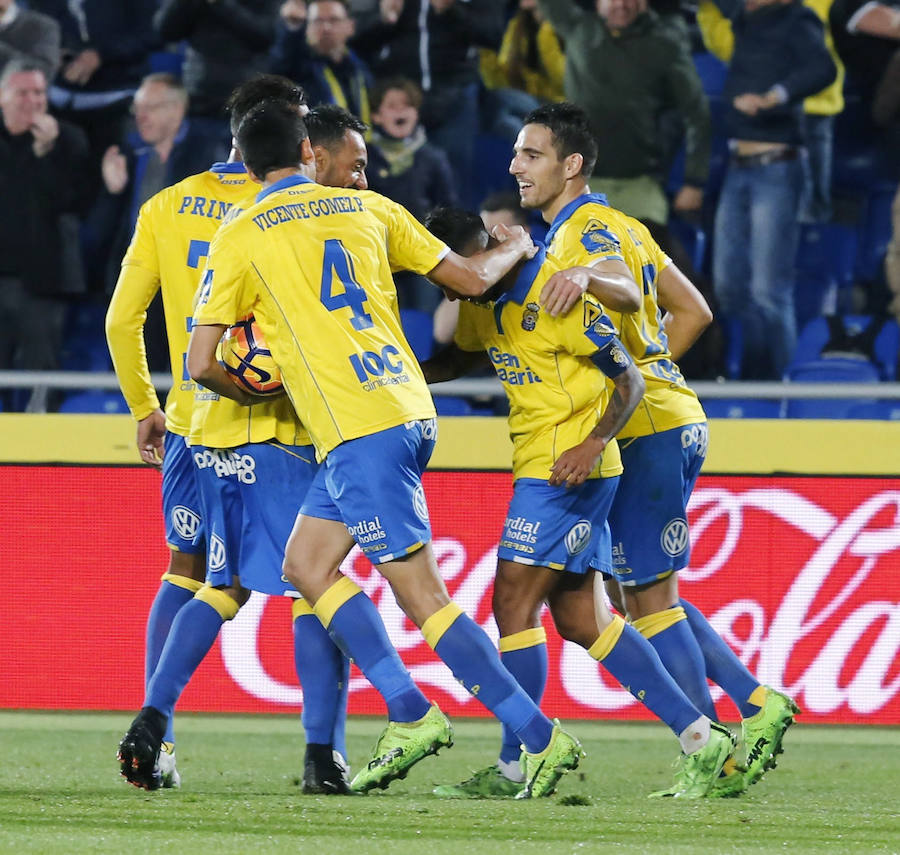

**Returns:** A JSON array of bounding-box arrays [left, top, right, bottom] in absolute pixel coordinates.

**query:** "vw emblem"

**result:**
[[207, 534, 227, 571], [564, 520, 592, 555], [660, 518, 689, 557], [413, 484, 430, 524], [172, 505, 201, 540]]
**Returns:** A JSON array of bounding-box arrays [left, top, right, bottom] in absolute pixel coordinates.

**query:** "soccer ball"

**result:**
[[220, 316, 283, 396]]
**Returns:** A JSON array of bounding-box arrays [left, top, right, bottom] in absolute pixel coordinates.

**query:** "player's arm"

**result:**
[[420, 344, 488, 384], [105, 263, 167, 467], [426, 227, 537, 298], [539, 258, 641, 317], [186, 323, 254, 406], [656, 263, 713, 362]]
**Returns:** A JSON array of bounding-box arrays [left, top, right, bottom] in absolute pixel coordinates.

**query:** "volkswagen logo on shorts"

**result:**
[[413, 484, 430, 523], [660, 518, 689, 557], [207, 535, 227, 571], [172, 505, 201, 540], [564, 520, 592, 555]]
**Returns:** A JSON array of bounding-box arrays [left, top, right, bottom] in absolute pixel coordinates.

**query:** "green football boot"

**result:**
[[433, 765, 524, 799], [649, 722, 736, 799], [350, 703, 453, 793], [742, 687, 800, 786], [515, 721, 584, 799]]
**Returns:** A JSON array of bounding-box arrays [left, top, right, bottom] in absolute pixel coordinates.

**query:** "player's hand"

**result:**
[[102, 145, 129, 194], [380, 0, 404, 23], [672, 185, 703, 213], [136, 409, 167, 469], [492, 223, 538, 259], [539, 267, 591, 317], [549, 436, 606, 488], [62, 48, 101, 85], [29, 113, 59, 157]]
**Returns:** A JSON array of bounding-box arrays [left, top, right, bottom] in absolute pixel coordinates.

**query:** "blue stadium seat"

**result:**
[[434, 396, 473, 416], [784, 358, 881, 418], [59, 391, 130, 414], [795, 224, 858, 290], [693, 52, 727, 98], [400, 308, 434, 361], [846, 400, 900, 420], [790, 315, 900, 380], [60, 299, 112, 371], [702, 398, 783, 419], [794, 271, 838, 331], [668, 215, 707, 273], [471, 134, 518, 203]]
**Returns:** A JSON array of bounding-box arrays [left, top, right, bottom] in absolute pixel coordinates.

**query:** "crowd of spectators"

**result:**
[[1, 0, 898, 410]]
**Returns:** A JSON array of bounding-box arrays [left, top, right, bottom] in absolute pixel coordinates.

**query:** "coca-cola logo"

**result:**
[[219, 477, 900, 723]]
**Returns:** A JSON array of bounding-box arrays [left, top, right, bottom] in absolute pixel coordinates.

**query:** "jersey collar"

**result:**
[[495, 243, 547, 307], [256, 172, 315, 203], [544, 192, 609, 246], [210, 161, 247, 174]]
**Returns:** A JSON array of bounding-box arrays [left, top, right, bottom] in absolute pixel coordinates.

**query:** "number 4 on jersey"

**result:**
[[320, 239, 373, 331]]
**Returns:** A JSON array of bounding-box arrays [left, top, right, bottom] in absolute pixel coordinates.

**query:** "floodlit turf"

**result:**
[[0, 712, 896, 854]]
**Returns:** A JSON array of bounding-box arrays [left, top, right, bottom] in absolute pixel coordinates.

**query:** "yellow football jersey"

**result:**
[[455, 247, 624, 482], [107, 163, 256, 435], [194, 175, 447, 460], [545, 193, 706, 438]]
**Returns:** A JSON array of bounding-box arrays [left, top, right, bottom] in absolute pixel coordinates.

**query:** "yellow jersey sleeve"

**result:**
[[369, 193, 450, 276]]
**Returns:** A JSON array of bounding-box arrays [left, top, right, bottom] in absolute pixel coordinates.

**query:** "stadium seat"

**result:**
[[701, 398, 783, 419], [790, 315, 900, 380], [795, 223, 858, 290], [692, 52, 727, 98], [59, 391, 130, 414], [400, 308, 435, 361], [784, 358, 881, 418], [794, 271, 838, 331], [668, 215, 707, 273], [846, 400, 900, 420], [433, 395, 473, 416]]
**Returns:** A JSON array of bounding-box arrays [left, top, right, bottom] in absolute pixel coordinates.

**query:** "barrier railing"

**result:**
[[2, 370, 900, 399]]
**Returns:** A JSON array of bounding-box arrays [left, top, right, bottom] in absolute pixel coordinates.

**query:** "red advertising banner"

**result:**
[[3, 467, 898, 724]]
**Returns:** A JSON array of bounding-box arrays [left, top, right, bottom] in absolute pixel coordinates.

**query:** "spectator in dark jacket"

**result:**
[[89, 73, 224, 367], [367, 75, 457, 311], [700, 0, 836, 379], [30, 0, 157, 170], [0, 0, 60, 80], [154, 0, 280, 149], [0, 60, 91, 410], [359, 0, 503, 205], [271, 0, 373, 123]]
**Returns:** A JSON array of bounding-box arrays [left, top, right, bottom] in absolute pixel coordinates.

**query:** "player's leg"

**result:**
[[119, 447, 243, 790], [286, 422, 581, 797], [144, 432, 206, 781], [235, 440, 353, 794]]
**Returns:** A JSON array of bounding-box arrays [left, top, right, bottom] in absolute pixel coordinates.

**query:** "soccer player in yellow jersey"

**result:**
[[188, 101, 583, 798], [112, 80, 365, 793], [422, 208, 736, 800], [513, 103, 798, 793]]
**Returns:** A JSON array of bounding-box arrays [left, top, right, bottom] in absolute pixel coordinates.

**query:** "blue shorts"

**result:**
[[193, 441, 318, 595], [301, 419, 437, 564], [498, 476, 618, 574], [162, 431, 203, 554], [606, 422, 708, 586]]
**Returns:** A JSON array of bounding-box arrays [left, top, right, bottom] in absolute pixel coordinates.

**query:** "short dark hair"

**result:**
[[480, 191, 529, 225], [0, 59, 46, 88], [236, 101, 309, 179], [522, 102, 598, 176], [424, 207, 487, 255], [370, 75, 423, 112], [305, 103, 368, 150], [226, 74, 306, 135]]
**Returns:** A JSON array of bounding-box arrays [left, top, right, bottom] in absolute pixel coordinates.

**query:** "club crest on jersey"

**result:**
[[521, 301, 540, 331], [171, 505, 201, 540], [580, 218, 621, 255], [564, 520, 592, 555], [660, 518, 690, 557]]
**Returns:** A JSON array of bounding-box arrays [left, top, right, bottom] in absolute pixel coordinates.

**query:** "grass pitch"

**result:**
[[0, 711, 896, 854]]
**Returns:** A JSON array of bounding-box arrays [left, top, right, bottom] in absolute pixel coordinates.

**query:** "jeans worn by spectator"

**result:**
[[800, 113, 834, 224], [713, 156, 803, 380]]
